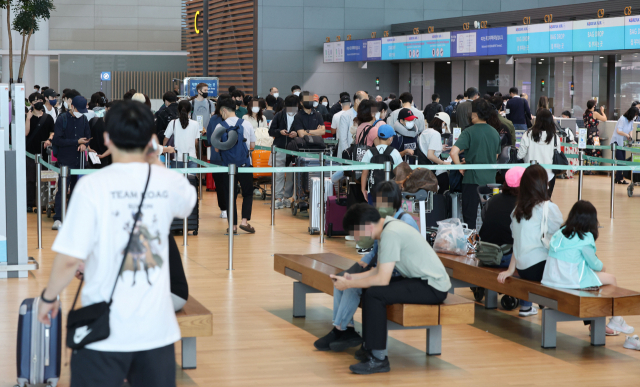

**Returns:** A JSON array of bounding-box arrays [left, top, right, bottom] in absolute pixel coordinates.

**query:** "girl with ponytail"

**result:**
[[163, 100, 201, 169]]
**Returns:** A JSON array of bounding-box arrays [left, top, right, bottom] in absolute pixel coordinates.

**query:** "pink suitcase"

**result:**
[[325, 195, 348, 237]]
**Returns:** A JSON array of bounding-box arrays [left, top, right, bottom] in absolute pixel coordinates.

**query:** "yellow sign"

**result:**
[[625, 6, 632, 16], [597, 9, 605, 18], [194, 11, 201, 34]]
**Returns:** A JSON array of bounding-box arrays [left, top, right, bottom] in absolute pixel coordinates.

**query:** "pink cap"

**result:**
[[505, 166, 526, 188]]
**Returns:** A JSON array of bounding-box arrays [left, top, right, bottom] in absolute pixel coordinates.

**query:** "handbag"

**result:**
[[476, 241, 513, 266], [540, 201, 551, 250], [66, 165, 152, 349], [552, 134, 569, 174]]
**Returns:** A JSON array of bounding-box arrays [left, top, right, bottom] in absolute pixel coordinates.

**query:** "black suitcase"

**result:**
[[425, 193, 450, 228], [16, 297, 62, 387], [171, 175, 199, 235]]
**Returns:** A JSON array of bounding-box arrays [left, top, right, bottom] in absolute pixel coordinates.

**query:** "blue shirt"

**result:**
[[361, 209, 419, 266], [611, 116, 634, 146]]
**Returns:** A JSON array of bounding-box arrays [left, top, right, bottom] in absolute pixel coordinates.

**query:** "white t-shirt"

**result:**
[[215, 117, 256, 164], [361, 144, 404, 166], [331, 110, 345, 130], [165, 119, 201, 159], [45, 105, 57, 122], [419, 129, 445, 176], [52, 162, 197, 352]]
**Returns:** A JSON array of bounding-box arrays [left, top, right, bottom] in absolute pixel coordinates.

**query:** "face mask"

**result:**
[[73, 112, 83, 118], [273, 93, 279, 99], [63, 101, 69, 109], [201, 92, 208, 98], [313, 101, 319, 108], [49, 99, 56, 106], [235, 100, 242, 106], [405, 121, 415, 129], [357, 236, 375, 249], [375, 112, 381, 120], [303, 101, 314, 109], [293, 91, 301, 97], [377, 207, 395, 219], [33, 102, 44, 111], [251, 107, 260, 113], [322, 101, 328, 107]]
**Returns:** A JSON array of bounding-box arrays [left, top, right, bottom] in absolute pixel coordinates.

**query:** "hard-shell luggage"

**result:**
[[206, 173, 216, 191], [308, 177, 333, 234], [171, 175, 199, 235], [292, 154, 329, 215], [252, 150, 271, 179], [16, 297, 62, 387], [325, 194, 348, 237]]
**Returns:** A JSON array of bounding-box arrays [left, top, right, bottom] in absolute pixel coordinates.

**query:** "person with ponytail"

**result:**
[[163, 100, 200, 170]]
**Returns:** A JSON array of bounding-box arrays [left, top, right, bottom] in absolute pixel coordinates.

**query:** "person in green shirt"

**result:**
[[231, 89, 248, 119], [330, 203, 451, 375], [450, 98, 501, 229]]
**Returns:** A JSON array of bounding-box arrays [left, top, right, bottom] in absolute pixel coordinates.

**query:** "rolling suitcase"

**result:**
[[171, 175, 199, 235], [16, 297, 62, 387], [308, 177, 332, 235], [206, 173, 216, 191], [325, 194, 348, 237], [252, 150, 271, 178]]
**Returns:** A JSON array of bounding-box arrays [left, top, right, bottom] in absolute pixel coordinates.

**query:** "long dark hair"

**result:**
[[178, 100, 191, 129], [623, 106, 639, 122], [529, 109, 555, 144], [513, 164, 549, 222], [561, 200, 599, 241], [356, 99, 375, 125], [247, 98, 264, 123]]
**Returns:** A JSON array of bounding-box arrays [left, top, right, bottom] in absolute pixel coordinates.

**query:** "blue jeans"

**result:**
[[333, 287, 362, 330], [514, 123, 528, 131], [615, 148, 626, 182]]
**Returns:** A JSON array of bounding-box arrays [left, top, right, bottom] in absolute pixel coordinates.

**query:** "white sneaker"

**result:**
[[52, 220, 62, 230], [274, 199, 283, 209], [519, 306, 538, 317], [345, 235, 355, 241], [624, 335, 640, 350], [253, 189, 262, 196], [220, 211, 227, 219], [282, 198, 292, 207], [608, 316, 635, 334]]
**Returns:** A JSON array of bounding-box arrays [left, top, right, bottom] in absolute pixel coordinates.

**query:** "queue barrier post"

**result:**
[[578, 151, 584, 201], [228, 164, 237, 270], [610, 143, 616, 219], [164, 152, 169, 168], [35, 154, 42, 249], [61, 166, 69, 222], [384, 161, 392, 181], [183, 153, 188, 247], [271, 145, 276, 226], [198, 137, 203, 200], [319, 152, 324, 244]]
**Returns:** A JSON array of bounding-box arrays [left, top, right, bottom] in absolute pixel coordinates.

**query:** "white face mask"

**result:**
[[313, 101, 319, 108], [73, 112, 83, 118], [405, 121, 415, 129], [63, 101, 69, 109], [375, 112, 381, 120], [251, 107, 260, 113], [273, 93, 279, 99], [293, 91, 301, 96], [322, 101, 328, 106]]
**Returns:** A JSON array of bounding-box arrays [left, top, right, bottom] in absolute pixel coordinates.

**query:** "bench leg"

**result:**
[[425, 326, 442, 356], [485, 289, 498, 309], [293, 282, 322, 318], [541, 308, 558, 348], [181, 337, 197, 369], [590, 317, 606, 346]]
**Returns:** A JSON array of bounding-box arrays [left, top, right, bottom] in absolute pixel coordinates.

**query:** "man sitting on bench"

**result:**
[[330, 203, 451, 375]]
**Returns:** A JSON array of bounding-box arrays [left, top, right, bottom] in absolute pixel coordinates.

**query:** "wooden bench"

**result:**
[[438, 252, 640, 348], [274, 253, 474, 356], [176, 296, 213, 369]]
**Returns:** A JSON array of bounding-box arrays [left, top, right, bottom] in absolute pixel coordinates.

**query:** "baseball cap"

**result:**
[[377, 124, 395, 139], [340, 95, 351, 103], [398, 108, 417, 121], [71, 95, 88, 113], [43, 89, 59, 98], [313, 94, 319, 101], [434, 112, 450, 129], [505, 166, 526, 188]]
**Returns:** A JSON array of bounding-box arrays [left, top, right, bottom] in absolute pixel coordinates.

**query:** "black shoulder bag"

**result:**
[[551, 134, 569, 174], [66, 165, 152, 349]]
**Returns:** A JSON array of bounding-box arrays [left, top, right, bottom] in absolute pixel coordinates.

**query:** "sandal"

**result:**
[[239, 224, 255, 234], [225, 228, 238, 235]]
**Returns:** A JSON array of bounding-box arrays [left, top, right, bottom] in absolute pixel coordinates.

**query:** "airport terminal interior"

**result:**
[[4, 0, 640, 386]]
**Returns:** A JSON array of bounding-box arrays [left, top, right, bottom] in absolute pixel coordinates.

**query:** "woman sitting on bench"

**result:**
[[497, 164, 563, 317], [314, 181, 418, 353]]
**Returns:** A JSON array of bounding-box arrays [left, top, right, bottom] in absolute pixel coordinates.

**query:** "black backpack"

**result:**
[[156, 107, 179, 143], [368, 146, 395, 195]]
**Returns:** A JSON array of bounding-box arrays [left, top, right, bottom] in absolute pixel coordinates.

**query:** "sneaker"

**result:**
[[220, 211, 227, 219], [282, 198, 292, 207], [345, 235, 355, 241], [253, 189, 262, 196], [349, 355, 390, 375], [519, 306, 538, 317], [274, 199, 283, 209], [608, 316, 635, 334], [616, 180, 629, 185], [314, 328, 342, 351], [354, 345, 368, 361], [624, 335, 640, 350], [329, 327, 363, 352], [52, 220, 62, 230], [357, 248, 372, 255]]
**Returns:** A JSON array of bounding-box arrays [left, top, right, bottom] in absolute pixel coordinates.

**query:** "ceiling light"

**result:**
[[538, 62, 542, 64], [600, 56, 604, 59], [563, 62, 566, 64], [447, 62, 451, 64], [490, 60, 494, 63], [541, 58, 544, 61]]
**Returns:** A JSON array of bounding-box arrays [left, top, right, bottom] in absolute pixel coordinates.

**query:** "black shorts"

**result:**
[[70, 343, 175, 387]]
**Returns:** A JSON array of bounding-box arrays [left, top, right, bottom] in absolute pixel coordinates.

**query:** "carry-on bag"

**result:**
[[171, 174, 199, 235], [325, 194, 348, 237], [16, 297, 62, 387], [308, 177, 333, 234]]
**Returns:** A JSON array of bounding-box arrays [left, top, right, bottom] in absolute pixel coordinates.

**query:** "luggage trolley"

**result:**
[[38, 144, 58, 217], [252, 149, 272, 200]]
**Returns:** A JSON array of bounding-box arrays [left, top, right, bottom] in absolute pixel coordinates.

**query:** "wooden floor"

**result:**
[[3, 175, 640, 386]]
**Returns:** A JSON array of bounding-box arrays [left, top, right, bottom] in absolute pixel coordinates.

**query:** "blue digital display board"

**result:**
[[625, 16, 640, 50], [381, 36, 406, 60], [573, 19, 600, 52], [507, 26, 529, 54], [549, 22, 573, 53], [186, 78, 218, 97], [528, 24, 550, 54], [599, 17, 625, 51], [344, 40, 364, 62], [480, 27, 507, 56]]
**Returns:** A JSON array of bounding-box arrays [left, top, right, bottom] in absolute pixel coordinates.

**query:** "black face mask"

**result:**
[[33, 102, 44, 112], [302, 101, 314, 110], [235, 100, 242, 106], [201, 92, 208, 98]]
